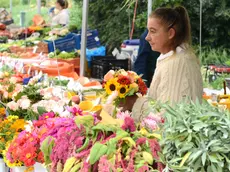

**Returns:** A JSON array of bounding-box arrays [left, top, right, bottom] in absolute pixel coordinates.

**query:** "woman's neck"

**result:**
[[160, 44, 176, 55]]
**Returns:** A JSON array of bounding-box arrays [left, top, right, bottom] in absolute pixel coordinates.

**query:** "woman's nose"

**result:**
[[145, 33, 150, 42]]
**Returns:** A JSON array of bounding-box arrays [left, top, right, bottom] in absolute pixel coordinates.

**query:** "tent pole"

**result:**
[[80, 0, 89, 76], [199, 0, 202, 58], [10, 0, 13, 14], [37, 0, 41, 14], [147, 0, 152, 17]]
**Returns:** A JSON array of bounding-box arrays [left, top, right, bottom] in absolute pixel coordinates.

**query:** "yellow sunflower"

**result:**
[[104, 78, 119, 95], [117, 85, 129, 98]]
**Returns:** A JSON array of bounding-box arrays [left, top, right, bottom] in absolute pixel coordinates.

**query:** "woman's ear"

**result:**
[[168, 28, 176, 40]]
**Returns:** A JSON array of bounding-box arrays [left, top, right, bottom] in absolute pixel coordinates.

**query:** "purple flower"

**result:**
[[121, 117, 136, 132]]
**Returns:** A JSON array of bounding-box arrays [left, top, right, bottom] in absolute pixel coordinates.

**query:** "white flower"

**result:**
[[7, 101, 19, 111], [24, 121, 33, 133], [3, 91, 8, 99], [19, 98, 31, 109], [53, 106, 64, 115], [0, 72, 4, 79], [60, 110, 72, 118], [43, 92, 52, 99], [9, 77, 17, 84], [106, 91, 118, 104]]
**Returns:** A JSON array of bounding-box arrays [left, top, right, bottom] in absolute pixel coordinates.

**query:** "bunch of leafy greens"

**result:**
[[159, 101, 230, 172], [14, 85, 43, 104]]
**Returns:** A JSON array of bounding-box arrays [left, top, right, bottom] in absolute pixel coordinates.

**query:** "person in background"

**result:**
[[49, 0, 69, 26], [134, 29, 160, 87], [0, 8, 13, 25], [146, 6, 203, 104]]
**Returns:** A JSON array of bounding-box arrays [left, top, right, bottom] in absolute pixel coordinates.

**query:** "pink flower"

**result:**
[[116, 110, 131, 120], [141, 112, 165, 130], [7, 101, 19, 111], [136, 138, 147, 145], [104, 70, 115, 82], [3, 91, 8, 99], [39, 112, 56, 120], [66, 106, 83, 116], [121, 117, 136, 132], [149, 139, 161, 159]]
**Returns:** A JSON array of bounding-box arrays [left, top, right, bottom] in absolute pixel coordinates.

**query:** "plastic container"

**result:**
[[91, 56, 129, 79], [23, 77, 32, 85], [45, 33, 80, 52], [76, 30, 101, 49]]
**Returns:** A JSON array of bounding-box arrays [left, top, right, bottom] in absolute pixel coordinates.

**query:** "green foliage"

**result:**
[[209, 74, 230, 90], [69, 1, 82, 31], [199, 47, 230, 65], [160, 101, 230, 171]]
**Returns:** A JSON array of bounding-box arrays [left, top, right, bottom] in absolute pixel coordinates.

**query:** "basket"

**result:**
[[91, 56, 129, 79]]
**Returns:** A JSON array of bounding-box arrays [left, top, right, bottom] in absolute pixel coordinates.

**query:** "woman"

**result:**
[[146, 6, 203, 104], [50, 0, 69, 26]]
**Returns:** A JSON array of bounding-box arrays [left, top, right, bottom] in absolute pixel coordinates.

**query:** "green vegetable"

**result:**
[[159, 101, 230, 171], [89, 143, 108, 164]]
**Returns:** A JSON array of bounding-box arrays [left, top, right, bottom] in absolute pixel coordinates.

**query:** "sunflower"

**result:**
[[117, 85, 129, 98], [104, 78, 119, 95]]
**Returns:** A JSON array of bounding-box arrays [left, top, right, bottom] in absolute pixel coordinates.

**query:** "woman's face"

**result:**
[[146, 17, 174, 54], [55, 1, 62, 10]]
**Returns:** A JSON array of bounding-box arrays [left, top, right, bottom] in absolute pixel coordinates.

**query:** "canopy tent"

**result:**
[[10, 0, 202, 77]]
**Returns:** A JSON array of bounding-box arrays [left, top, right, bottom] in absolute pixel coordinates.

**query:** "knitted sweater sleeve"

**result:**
[[149, 52, 203, 104]]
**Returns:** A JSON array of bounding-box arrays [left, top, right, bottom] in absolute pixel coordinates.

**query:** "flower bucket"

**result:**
[[0, 158, 9, 172], [11, 166, 34, 172], [34, 162, 47, 172], [118, 95, 138, 111]]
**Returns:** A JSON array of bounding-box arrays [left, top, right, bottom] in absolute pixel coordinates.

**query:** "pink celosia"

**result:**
[[136, 137, 147, 145], [138, 165, 149, 172], [80, 161, 91, 172], [98, 155, 116, 172], [121, 117, 136, 132], [116, 110, 131, 120], [141, 112, 165, 130], [148, 139, 161, 159]]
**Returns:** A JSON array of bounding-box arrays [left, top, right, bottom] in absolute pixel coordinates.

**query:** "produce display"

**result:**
[[0, 15, 229, 172], [0, 62, 229, 172]]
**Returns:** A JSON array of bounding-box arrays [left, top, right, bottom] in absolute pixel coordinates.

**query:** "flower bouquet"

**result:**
[[103, 69, 147, 112], [0, 116, 25, 155], [3, 130, 44, 169]]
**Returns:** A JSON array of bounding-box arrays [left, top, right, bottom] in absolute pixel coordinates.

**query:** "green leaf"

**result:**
[[193, 123, 208, 131], [208, 154, 219, 163], [37, 106, 47, 115], [89, 143, 108, 165], [202, 152, 207, 166], [106, 139, 117, 156], [41, 136, 55, 165], [75, 115, 94, 128], [211, 163, 218, 172]]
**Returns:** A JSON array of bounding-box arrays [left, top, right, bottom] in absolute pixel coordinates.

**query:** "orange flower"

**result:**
[[0, 108, 5, 116]]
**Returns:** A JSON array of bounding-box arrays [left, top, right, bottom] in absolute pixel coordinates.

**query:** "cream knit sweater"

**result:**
[[148, 48, 203, 104]]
